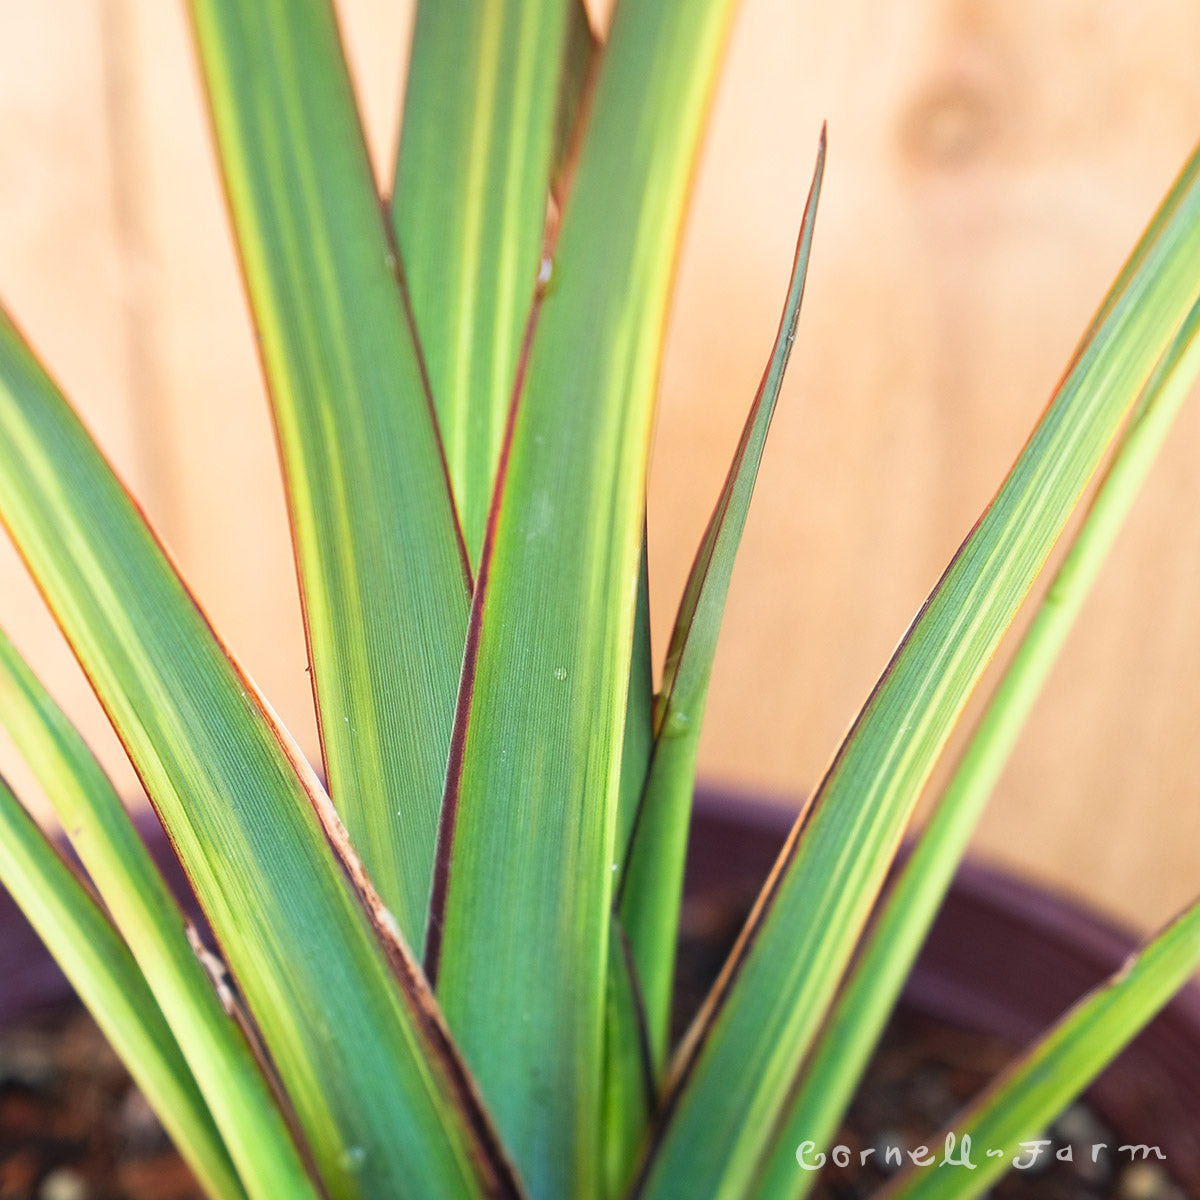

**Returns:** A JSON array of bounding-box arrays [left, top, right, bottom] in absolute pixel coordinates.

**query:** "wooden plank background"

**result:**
[[1, 0, 1198, 931]]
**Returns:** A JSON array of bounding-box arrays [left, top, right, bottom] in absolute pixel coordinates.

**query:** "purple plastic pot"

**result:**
[[3, 791, 1199, 1188]]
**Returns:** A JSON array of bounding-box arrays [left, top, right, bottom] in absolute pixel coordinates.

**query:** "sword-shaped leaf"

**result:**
[[878, 896, 1200, 1200], [602, 915, 655, 1199], [630, 139, 1200, 1200], [617, 135, 824, 1073], [750, 292, 1200, 1200], [426, 1, 738, 1195], [0, 309, 520, 1199], [188, 0, 469, 949], [0, 777, 245, 1200], [550, 0, 601, 204], [750, 294, 1200, 1200], [392, 0, 589, 565], [0, 630, 319, 1200], [602, 530, 656, 1194], [614, 530, 655, 866]]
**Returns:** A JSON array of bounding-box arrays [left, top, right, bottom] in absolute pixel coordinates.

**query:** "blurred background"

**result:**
[[1, 0, 1198, 932]]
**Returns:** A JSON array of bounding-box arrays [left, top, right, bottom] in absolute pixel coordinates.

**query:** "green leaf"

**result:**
[[614, 528, 656, 881], [188, 0, 470, 949], [425, 1, 738, 1195], [602, 916, 655, 1199], [602, 529, 656, 1192], [878, 897, 1200, 1200], [0, 630, 319, 1200], [0, 309, 519, 1199], [550, 0, 601, 204], [392, 0, 579, 565], [749, 294, 1200, 1200], [617, 134, 824, 1072], [629, 139, 1200, 1200], [0, 777, 246, 1200]]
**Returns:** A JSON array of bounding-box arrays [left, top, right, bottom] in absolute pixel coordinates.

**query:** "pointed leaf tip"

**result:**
[[618, 131, 825, 1071]]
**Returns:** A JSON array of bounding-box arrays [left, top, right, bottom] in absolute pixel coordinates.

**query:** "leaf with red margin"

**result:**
[[630, 137, 1200, 1200], [424, 1, 739, 1195], [751, 295, 1200, 1200], [391, 0, 596, 566], [0, 306, 522, 1199], [189, 0, 469, 953], [617, 132, 825, 1074]]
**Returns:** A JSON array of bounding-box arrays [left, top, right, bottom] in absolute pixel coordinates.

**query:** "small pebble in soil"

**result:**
[[38, 1169, 88, 1200], [116, 1090, 169, 1158], [1056, 1104, 1111, 1147], [0, 1037, 57, 1091], [1116, 1162, 1183, 1200]]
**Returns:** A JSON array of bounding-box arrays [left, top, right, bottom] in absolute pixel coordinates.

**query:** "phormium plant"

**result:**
[[0, 3, 1199, 1199]]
